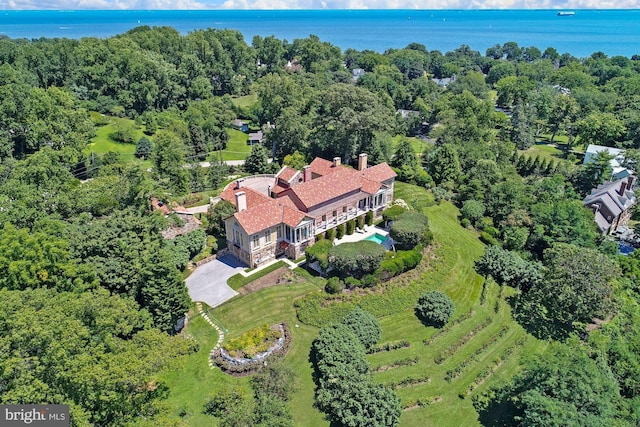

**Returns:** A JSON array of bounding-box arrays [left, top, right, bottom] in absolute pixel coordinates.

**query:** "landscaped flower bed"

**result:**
[[212, 323, 292, 376]]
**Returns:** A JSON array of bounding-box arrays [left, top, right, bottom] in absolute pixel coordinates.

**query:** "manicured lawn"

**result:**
[[394, 181, 436, 210], [162, 183, 547, 426], [85, 120, 146, 156], [231, 94, 258, 110], [209, 129, 252, 161], [160, 281, 327, 427], [393, 135, 427, 156]]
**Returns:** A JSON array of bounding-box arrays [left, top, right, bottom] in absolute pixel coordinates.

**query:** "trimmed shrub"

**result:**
[[365, 211, 374, 226], [460, 218, 471, 228], [305, 239, 333, 270], [325, 228, 336, 241], [480, 232, 499, 246], [377, 249, 423, 281], [315, 233, 325, 241], [382, 205, 407, 223], [344, 276, 361, 289], [357, 215, 365, 230], [341, 308, 381, 350], [416, 291, 455, 328], [336, 223, 345, 239], [346, 219, 355, 235], [423, 230, 434, 246], [328, 241, 386, 279], [325, 277, 343, 294], [390, 211, 429, 250]]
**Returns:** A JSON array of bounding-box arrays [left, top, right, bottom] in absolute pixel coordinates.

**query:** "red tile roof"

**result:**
[[288, 168, 362, 210], [276, 166, 299, 183], [234, 202, 285, 235], [151, 197, 171, 215], [234, 200, 308, 235], [360, 163, 397, 182], [309, 157, 345, 176], [220, 186, 272, 210], [360, 177, 381, 195]]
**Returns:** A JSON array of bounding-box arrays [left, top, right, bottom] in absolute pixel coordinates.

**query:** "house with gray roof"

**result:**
[[583, 144, 632, 180], [583, 176, 636, 235]]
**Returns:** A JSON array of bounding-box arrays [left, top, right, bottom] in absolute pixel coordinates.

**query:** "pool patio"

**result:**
[[334, 225, 394, 250]]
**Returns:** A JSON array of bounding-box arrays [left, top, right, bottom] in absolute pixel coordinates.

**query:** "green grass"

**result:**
[[231, 94, 258, 109], [160, 281, 326, 427], [394, 181, 436, 210], [209, 129, 252, 161], [393, 135, 427, 156], [162, 183, 547, 426], [227, 261, 287, 290], [85, 120, 147, 155]]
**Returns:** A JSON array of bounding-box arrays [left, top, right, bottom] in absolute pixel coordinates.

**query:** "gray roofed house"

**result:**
[[583, 144, 632, 181], [231, 119, 249, 133], [248, 130, 264, 145], [583, 176, 636, 235]]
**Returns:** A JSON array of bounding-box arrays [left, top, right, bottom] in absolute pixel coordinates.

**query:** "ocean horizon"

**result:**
[[1, 9, 639, 58]]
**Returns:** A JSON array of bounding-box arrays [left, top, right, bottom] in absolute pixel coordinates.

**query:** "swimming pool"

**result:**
[[365, 233, 389, 245], [619, 242, 635, 256]]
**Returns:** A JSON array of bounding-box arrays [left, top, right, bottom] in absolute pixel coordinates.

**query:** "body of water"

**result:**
[[1, 9, 639, 57]]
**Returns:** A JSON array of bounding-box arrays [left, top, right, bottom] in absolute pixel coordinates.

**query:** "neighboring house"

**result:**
[[230, 119, 249, 133], [583, 176, 636, 235], [396, 109, 420, 119], [151, 197, 202, 239], [432, 74, 456, 87], [221, 154, 397, 268], [248, 130, 264, 145], [583, 144, 632, 180], [352, 68, 365, 81]]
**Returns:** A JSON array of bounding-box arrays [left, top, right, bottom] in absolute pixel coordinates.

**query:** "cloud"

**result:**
[[4, 0, 640, 9]]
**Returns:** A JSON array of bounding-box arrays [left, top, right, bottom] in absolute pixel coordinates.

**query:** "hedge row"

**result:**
[[367, 340, 411, 354], [423, 310, 475, 346], [460, 337, 527, 398], [295, 246, 446, 327], [227, 261, 287, 290], [434, 316, 493, 365], [444, 325, 510, 382], [374, 355, 419, 372], [386, 374, 431, 390]]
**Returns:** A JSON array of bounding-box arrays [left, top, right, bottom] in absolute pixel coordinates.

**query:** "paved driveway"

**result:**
[[186, 254, 246, 308]]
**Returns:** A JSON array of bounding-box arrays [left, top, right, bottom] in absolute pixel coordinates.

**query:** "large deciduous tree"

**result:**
[[310, 83, 395, 164]]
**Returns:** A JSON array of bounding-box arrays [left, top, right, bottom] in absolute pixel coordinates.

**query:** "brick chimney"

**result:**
[[333, 157, 341, 167], [358, 153, 368, 171], [303, 165, 312, 182], [619, 181, 627, 196], [235, 191, 247, 212]]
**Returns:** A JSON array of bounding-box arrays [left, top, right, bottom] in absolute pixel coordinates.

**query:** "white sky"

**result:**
[[3, 0, 640, 10]]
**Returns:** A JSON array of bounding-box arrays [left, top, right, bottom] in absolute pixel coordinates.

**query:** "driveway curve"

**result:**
[[186, 254, 246, 308]]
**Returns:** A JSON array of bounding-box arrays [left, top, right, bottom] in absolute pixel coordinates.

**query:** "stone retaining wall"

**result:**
[[212, 323, 292, 376]]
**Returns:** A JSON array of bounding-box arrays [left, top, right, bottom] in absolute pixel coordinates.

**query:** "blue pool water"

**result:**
[[619, 242, 635, 256], [365, 233, 388, 245]]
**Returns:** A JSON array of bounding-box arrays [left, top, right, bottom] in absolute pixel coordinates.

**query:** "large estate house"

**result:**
[[221, 154, 396, 268], [583, 175, 636, 235]]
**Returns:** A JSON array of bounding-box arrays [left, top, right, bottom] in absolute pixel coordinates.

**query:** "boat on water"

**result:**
[[557, 11, 576, 16]]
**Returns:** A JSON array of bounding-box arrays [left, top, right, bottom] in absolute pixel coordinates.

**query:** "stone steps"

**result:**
[[196, 302, 224, 369]]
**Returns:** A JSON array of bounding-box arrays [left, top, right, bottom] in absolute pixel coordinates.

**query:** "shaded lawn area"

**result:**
[[209, 128, 252, 161], [85, 120, 147, 155], [160, 281, 327, 427], [231, 94, 258, 110], [393, 135, 427, 156]]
